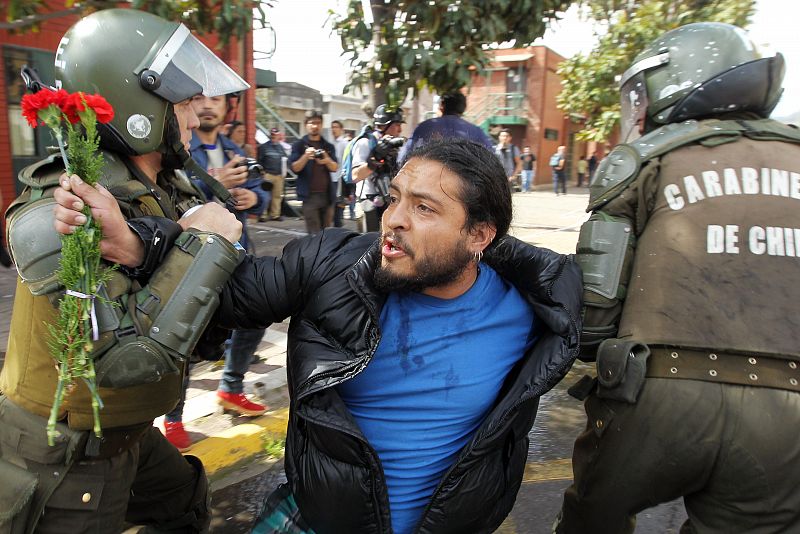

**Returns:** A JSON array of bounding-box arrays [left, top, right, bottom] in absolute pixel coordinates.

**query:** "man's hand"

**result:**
[[212, 157, 248, 189], [229, 188, 258, 211], [179, 203, 242, 244], [54, 174, 145, 267]]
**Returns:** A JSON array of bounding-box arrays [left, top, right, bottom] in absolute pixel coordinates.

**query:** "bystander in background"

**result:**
[[576, 155, 588, 187], [494, 129, 522, 189], [520, 146, 537, 192]]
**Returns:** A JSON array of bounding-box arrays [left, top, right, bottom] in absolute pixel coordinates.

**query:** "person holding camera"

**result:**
[[161, 92, 269, 452], [290, 110, 339, 235], [189, 94, 267, 252], [352, 104, 406, 233]]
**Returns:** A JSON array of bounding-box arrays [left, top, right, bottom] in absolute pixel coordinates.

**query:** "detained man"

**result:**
[[53, 139, 583, 534]]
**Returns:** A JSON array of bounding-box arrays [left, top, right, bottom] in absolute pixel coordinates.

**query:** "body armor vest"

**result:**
[[618, 135, 800, 359], [1, 152, 206, 429]]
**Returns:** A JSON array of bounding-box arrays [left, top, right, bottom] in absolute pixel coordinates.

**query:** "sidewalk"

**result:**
[[0, 190, 590, 482]]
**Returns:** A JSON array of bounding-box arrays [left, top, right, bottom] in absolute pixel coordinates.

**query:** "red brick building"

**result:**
[[0, 3, 256, 220], [466, 46, 596, 187]]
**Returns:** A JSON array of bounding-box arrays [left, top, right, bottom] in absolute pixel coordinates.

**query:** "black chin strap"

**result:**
[[171, 141, 238, 212]]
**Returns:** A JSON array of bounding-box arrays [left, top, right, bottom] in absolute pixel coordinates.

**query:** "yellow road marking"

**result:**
[[190, 407, 289, 476]]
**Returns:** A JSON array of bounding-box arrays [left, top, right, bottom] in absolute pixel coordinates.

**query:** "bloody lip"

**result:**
[[382, 236, 407, 259]]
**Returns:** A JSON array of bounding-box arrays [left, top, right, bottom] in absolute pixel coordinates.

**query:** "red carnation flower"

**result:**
[[63, 92, 114, 125], [20, 88, 68, 127], [82, 93, 114, 124]]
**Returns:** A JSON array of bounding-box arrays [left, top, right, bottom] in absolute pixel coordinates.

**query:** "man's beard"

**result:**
[[373, 236, 474, 294], [198, 119, 220, 133]]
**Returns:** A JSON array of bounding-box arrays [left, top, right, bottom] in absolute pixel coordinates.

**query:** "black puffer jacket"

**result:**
[[218, 228, 582, 534]]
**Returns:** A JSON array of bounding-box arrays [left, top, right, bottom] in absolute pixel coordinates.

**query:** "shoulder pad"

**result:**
[[7, 199, 62, 295], [97, 151, 134, 189], [18, 154, 64, 189], [587, 145, 640, 211], [588, 120, 747, 211], [628, 120, 707, 160]]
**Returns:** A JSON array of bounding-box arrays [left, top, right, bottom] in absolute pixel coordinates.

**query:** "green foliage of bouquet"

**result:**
[[21, 88, 115, 445]]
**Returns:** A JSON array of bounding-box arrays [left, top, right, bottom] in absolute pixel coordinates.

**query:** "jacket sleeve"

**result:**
[[215, 229, 362, 330], [289, 141, 304, 166]]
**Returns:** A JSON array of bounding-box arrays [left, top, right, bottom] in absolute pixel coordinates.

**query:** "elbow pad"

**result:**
[[575, 214, 635, 359], [93, 230, 240, 388]]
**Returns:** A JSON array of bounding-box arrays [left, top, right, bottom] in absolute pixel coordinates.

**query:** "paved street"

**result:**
[[0, 188, 687, 533]]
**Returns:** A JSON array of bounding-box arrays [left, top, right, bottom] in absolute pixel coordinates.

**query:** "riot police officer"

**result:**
[[1, 9, 245, 532], [556, 23, 800, 533]]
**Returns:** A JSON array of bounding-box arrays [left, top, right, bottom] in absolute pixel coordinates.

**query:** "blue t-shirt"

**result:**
[[337, 265, 537, 534]]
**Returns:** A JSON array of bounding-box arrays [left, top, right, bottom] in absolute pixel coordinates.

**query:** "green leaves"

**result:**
[[4, 1, 268, 46], [332, 0, 572, 108], [557, 0, 756, 142]]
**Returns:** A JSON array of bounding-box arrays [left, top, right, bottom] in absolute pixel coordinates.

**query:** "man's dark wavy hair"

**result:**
[[405, 138, 512, 246]]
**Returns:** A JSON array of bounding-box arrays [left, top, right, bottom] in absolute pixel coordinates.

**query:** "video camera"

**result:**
[[366, 135, 405, 206]]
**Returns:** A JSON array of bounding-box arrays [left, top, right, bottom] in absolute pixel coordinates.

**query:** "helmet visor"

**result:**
[[145, 24, 249, 103], [620, 72, 648, 143]]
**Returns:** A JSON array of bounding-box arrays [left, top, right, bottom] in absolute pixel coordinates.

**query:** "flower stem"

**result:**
[[54, 129, 70, 172]]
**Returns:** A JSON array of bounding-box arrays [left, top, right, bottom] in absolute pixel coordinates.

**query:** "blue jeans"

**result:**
[[553, 173, 567, 195], [165, 328, 266, 422], [219, 328, 266, 394], [521, 170, 534, 192]]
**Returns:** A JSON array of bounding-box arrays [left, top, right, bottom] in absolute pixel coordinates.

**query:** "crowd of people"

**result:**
[[0, 8, 797, 534]]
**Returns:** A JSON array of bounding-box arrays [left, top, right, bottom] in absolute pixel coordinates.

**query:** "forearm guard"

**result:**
[[93, 230, 240, 388], [575, 213, 635, 360]]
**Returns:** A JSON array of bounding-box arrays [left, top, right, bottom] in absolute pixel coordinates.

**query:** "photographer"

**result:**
[[189, 94, 267, 252], [352, 105, 405, 232], [290, 110, 338, 234]]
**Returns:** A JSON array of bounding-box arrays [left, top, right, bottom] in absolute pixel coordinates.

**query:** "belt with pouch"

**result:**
[[647, 347, 800, 393]]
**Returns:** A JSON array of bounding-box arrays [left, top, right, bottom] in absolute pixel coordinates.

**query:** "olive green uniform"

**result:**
[[558, 119, 800, 533], [0, 153, 237, 533]]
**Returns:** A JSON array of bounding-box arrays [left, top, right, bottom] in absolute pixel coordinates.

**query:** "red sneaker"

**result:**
[[217, 390, 268, 417], [164, 421, 192, 452]]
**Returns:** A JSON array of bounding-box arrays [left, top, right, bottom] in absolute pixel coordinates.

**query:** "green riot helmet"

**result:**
[[619, 22, 785, 136], [54, 8, 249, 156]]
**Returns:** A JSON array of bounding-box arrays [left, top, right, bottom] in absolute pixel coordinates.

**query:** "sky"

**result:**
[[254, 0, 800, 117]]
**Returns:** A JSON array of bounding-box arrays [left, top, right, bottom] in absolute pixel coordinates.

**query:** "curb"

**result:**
[[190, 407, 290, 478]]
